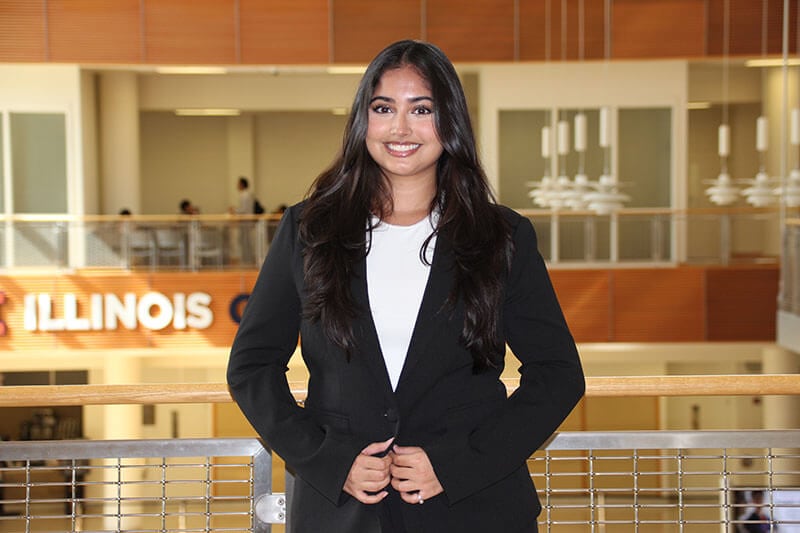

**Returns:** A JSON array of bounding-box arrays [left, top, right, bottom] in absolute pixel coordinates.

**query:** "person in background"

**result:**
[[232, 176, 255, 215], [230, 177, 256, 264], [227, 40, 584, 533], [742, 490, 774, 533], [179, 199, 199, 215]]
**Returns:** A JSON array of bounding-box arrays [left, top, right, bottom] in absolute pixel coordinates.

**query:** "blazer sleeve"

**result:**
[[425, 214, 585, 504], [226, 205, 363, 506]]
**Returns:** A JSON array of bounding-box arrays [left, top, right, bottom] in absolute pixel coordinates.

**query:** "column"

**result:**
[[101, 355, 144, 529], [762, 345, 800, 490], [226, 114, 255, 207], [99, 72, 141, 215], [226, 115, 255, 262]]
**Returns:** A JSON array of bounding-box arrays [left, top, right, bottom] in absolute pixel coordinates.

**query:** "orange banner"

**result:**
[[0, 272, 258, 351]]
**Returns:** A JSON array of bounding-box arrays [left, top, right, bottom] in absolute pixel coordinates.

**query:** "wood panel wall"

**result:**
[[549, 264, 778, 343], [0, 264, 777, 352], [0, 0, 796, 65]]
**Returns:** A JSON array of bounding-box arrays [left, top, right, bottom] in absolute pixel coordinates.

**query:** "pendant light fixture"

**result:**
[[583, 0, 630, 214], [566, 111, 592, 210], [705, 0, 742, 205], [551, 118, 572, 210], [527, 0, 556, 209], [774, 109, 800, 206], [742, 0, 779, 206], [528, 124, 555, 207], [742, 115, 778, 205], [528, 0, 573, 211], [584, 106, 630, 214]]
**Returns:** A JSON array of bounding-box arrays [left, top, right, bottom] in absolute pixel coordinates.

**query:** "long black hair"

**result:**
[[300, 40, 512, 371]]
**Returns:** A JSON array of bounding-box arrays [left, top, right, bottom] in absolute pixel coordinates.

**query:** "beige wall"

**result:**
[[255, 111, 348, 212], [140, 112, 230, 215], [138, 71, 361, 112], [138, 110, 347, 215]]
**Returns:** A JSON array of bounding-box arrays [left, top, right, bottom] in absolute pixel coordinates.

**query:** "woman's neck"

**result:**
[[382, 177, 436, 226]]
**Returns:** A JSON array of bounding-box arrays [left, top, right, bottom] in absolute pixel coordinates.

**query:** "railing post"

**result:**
[[651, 214, 663, 262], [550, 211, 560, 264], [610, 212, 619, 263], [188, 219, 199, 271], [720, 212, 731, 265], [584, 215, 596, 262], [253, 446, 281, 531]]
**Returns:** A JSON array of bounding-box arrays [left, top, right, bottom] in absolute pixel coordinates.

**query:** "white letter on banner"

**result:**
[[38, 294, 65, 331], [172, 293, 187, 330], [91, 293, 104, 330], [64, 293, 90, 331], [186, 292, 213, 329], [105, 293, 137, 330], [24, 294, 37, 331], [137, 292, 173, 331]]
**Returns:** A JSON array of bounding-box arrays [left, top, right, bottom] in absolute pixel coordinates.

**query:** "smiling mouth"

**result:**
[[385, 143, 420, 155]]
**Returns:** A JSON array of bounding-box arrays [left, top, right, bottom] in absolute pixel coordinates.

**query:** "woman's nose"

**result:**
[[390, 114, 410, 136]]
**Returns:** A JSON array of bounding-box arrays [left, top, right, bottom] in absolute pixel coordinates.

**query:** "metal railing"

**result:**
[[0, 213, 281, 272], [520, 206, 786, 267], [783, 218, 800, 314], [0, 438, 277, 532], [1, 376, 800, 532], [531, 430, 800, 532], [0, 208, 789, 271], [1, 431, 799, 532]]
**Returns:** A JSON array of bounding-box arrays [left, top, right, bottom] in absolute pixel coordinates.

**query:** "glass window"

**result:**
[[499, 109, 549, 209], [10, 112, 68, 214], [618, 108, 672, 208]]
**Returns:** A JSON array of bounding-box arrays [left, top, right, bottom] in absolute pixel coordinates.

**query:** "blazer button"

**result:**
[[383, 408, 398, 424]]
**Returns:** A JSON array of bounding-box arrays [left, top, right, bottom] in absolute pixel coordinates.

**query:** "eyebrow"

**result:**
[[369, 95, 434, 104]]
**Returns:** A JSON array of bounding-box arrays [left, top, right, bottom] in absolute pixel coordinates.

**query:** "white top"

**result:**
[[237, 189, 255, 214], [367, 214, 437, 391]]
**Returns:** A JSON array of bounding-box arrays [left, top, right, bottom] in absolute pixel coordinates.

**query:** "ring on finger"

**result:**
[[417, 492, 424, 505]]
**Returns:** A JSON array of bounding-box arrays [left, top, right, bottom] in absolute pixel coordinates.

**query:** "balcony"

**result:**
[[0, 207, 789, 272], [1, 377, 799, 532]]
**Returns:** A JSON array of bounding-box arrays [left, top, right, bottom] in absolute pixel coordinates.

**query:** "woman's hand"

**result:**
[[343, 438, 394, 504], [389, 445, 444, 505]]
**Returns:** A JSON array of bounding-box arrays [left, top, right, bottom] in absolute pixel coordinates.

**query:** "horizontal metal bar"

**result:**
[[0, 437, 265, 461], [543, 430, 800, 450]]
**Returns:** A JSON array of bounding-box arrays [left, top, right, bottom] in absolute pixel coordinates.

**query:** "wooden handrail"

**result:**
[[0, 374, 798, 407]]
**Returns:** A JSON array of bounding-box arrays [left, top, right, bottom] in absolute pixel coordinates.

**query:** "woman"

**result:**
[[227, 40, 584, 533]]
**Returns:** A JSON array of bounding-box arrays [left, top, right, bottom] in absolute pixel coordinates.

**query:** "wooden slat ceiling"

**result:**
[[0, 0, 795, 64]]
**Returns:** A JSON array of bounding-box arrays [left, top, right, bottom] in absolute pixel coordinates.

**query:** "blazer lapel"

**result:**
[[394, 233, 455, 394], [351, 255, 396, 395]]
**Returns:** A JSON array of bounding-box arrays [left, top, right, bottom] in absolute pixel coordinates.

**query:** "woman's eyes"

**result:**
[[370, 104, 433, 115]]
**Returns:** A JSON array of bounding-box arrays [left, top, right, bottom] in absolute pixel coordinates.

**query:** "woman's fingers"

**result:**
[[361, 437, 394, 456], [389, 445, 444, 503], [343, 437, 395, 504]]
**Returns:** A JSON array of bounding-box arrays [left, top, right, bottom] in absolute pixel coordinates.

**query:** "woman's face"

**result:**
[[366, 65, 444, 189]]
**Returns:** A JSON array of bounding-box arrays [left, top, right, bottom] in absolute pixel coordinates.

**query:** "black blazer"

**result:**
[[227, 203, 585, 533]]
